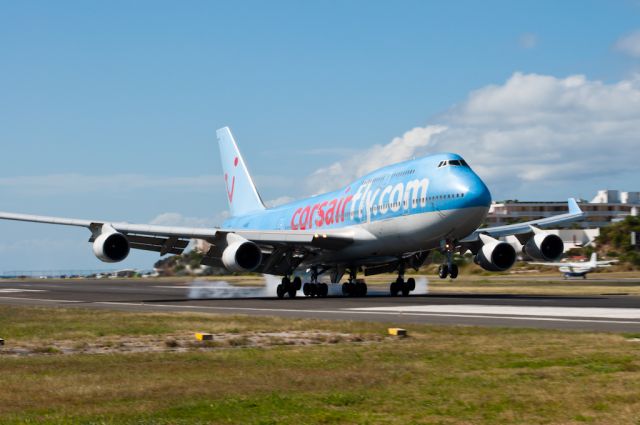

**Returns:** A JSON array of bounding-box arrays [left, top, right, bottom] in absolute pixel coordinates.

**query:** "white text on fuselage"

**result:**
[[290, 178, 429, 230]]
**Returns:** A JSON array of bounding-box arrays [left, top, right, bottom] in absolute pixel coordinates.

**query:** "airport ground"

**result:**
[[1, 273, 640, 424]]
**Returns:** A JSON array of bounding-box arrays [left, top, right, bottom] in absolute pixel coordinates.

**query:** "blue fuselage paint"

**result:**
[[223, 153, 492, 236]]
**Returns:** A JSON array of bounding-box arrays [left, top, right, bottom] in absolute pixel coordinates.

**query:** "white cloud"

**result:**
[[614, 30, 640, 58], [265, 196, 295, 207], [0, 174, 220, 195], [307, 72, 640, 199], [0, 173, 290, 196], [306, 125, 447, 193], [149, 211, 229, 228], [518, 33, 537, 49]]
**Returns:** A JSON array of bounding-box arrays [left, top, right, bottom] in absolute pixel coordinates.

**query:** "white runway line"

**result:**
[[93, 302, 640, 325], [348, 304, 640, 320], [0, 289, 46, 293], [0, 296, 82, 303]]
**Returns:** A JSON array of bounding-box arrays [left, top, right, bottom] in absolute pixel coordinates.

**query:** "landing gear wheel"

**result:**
[[401, 286, 411, 297], [288, 286, 297, 298], [319, 283, 329, 297], [449, 264, 459, 279], [390, 278, 404, 296], [303, 283, 311, 296], [352, 281, 367, 297], [276, 284, 285, 299], [438, 264, 449, 279], [293, 276, 302, 291], [407, 277, 416, 291]]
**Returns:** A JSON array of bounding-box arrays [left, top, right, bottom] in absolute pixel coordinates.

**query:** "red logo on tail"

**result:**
[[225, 156, 239, 203]]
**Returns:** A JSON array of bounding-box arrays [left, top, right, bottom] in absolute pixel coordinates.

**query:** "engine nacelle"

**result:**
[[474, 239, 517, 272], [523, 233, 564, 261], [221, 235, 262, 272], [92, 231, 130, 263]]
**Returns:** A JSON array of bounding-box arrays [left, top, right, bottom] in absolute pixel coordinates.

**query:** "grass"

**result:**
[[0, 306, 640, 423]]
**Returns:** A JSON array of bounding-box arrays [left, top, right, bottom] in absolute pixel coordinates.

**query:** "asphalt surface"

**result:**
[[1, 278, 639, 332]]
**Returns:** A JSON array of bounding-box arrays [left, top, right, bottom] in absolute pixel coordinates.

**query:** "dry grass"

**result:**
[[362, 271, 640, 295], [0, 306, 639, 423]]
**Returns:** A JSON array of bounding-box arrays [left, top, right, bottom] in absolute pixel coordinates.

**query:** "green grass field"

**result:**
[[1, 305, 640, 424]]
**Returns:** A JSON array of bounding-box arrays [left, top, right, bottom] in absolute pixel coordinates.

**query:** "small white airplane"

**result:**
[[530, 253, 618, 279], [0, 127, 585, 297]]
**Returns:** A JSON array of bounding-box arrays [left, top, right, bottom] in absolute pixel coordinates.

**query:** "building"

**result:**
[[486, 189, 639, 229]]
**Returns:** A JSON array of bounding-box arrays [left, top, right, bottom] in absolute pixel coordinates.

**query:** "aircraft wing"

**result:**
[[0, 211, 355, 271], [528, 261, 569, 267], [459, 198, 584, 243]]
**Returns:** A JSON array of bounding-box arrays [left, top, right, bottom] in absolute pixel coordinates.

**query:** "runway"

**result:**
[[0, 279, 639, 332]]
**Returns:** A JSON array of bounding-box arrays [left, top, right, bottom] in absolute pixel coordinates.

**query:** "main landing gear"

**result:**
[[276, 276, 301, 299], [438, 240, 459, 279], [302, 267, 329, 298], [389, 265, 415, 296], [342, 269, 367, 297]]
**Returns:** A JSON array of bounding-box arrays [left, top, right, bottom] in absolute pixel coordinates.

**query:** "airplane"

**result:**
[[0, 127, 585, 298], [530, 253, 618, 279]]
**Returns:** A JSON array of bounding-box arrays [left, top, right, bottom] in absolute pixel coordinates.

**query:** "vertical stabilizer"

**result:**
[[590, 252, 597, 265], [217, 127, 266, 217]]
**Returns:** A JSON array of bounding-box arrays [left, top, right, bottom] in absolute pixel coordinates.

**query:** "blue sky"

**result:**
[[1, 1, 639, 271]]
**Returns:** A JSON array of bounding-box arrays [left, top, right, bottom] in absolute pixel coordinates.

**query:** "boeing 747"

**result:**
[[0, 127, 585, 298]]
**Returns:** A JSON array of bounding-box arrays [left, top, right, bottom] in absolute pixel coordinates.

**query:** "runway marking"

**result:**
[[0, 289, 46, 293], [0, 296, 83, 303], [93, 302, 640, 325], [348, 304, 640, 319]]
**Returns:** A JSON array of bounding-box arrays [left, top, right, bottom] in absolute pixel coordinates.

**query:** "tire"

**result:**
[[293, 276, 302, 291], [319, 283, 329, 297], [407, 277, 416, 291], [438, 264, 449, 279], [449, 264, 459, 279], [401, 286, 410, 296], [303, 283, 311, 296], [344, 282, 355, 297], [390, 281, 399, 296], [276, 284, 285, 299], [360, 282, 367, 297], [309, 283, 317, 297], [288, 287, 297, 298]]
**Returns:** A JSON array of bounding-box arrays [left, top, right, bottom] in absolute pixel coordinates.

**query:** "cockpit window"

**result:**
[[438, 159, 469, 168]]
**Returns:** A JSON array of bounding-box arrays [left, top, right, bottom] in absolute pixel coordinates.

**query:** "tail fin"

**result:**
[[217, 127, 266, 217], [590, 252, 597, 265]]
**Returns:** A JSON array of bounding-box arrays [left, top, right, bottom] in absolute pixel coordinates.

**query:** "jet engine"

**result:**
[[221, 234, 262, 272], [474, 235, 517, 272], [522, 233, 564, 261], [92, 230, 130, 263]]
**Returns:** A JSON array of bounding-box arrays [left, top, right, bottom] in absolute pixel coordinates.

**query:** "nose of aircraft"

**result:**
[[465, 172, 492, 208]]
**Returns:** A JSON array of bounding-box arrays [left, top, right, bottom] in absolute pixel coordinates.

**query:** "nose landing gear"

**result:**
[[438, 240, 459, 279]]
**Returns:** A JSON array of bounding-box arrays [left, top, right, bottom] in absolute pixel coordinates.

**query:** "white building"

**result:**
[[487, 189, 638, 229]]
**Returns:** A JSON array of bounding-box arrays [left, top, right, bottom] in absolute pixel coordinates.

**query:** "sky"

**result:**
[[1, 1, 639, 271]]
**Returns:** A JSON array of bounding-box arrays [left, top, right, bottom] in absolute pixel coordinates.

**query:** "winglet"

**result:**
[[568, 198, 583, 216]]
